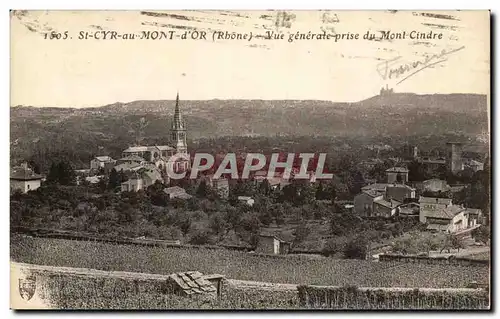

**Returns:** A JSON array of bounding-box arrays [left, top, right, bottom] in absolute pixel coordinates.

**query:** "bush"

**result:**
[[343, 236, 368, 259], [321, 238, 346, 257], [188, 229, 213, 245]]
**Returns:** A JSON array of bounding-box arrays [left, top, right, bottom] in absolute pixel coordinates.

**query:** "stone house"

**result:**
[[164, 186, 192, 200], [212, 178, 230, 199], [10, 165, 43, 193], [354, 190, 383, 217], [237, 196, 255, 206], [90, 156, 115, 171], [424, 205, 469, 233], [385, 167, 409, 184], [255, 234, 291, 255], [372, 198, 401, 218], [385, 184, 416, 202], [418, 196, 452, 223]]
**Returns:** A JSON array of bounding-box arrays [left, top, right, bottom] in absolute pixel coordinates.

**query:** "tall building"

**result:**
[[115, 93, 190, 184], [446, 142, 464, 173], [171, 92, 188, 154]]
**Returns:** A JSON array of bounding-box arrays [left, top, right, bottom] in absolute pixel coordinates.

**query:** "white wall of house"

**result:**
[[121, 178, 144, 192], [11, 179, 41, 193], [450, 211, 468, 232]]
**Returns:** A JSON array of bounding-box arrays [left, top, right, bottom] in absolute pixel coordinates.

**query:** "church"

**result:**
[[118, 92, 190, 183]]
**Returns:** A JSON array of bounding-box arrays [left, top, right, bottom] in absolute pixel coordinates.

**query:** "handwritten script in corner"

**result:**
[[376, 46, 466, 85]]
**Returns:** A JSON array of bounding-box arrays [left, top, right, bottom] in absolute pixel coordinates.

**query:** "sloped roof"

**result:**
[[465, 208, 482, 216], [156, 145, 175, 151], [168, 271, 217, 296], [114, 162, 141, 172], [259, 232, 289, 243], [94, 156, 114, 162], [419, 196, 452, 205], [386, 167, 409, 173], [10, 167, 43, 181], [362, 183, 388, 192], [425, 204, 465, 219], [360, 190, 384, 198], [373, 197, 401, 209], [164, 186, 187, 195], [119, 155, 145, 162], [386, 184, 416, 191], [174, 193, 193, 200], [123, 146, 149, 152], [237, 196, 253, 201]]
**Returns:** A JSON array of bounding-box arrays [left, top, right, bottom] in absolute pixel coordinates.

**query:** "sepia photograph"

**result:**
[[9, 9, 491, 310]]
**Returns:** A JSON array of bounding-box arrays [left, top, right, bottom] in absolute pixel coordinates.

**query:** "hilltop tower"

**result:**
[[171, 92, 188, 154]]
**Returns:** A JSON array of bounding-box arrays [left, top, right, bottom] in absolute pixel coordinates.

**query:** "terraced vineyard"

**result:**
[[11, 235, 489, 288]]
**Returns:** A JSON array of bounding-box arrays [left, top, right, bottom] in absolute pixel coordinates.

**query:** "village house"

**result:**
[[398, 202, 420, 217], [418, 196, 481, 233], [385, 167, 409, 184], [120, 166, 163, 192], [354, 190, 383, 217], [385, 184, 416, 202], [372, 197, 402, 218], [423, 205, 469, 233], [163, 186, 193, 200], [419, 179, 450, 193], [255, 234, 291, 255], [463, 158, 484, 172], [121, 175, 144, 192], [212, 178, 230, 199], [418, 196, 452, 223], [90, 156, 115, 171], [355, 181, 414, 217], [10, 164, 43, 193], [237, 196, 255, 206]]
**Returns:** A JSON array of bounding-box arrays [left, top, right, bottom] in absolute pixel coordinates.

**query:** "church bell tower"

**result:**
[[171, 92, 188, 154]]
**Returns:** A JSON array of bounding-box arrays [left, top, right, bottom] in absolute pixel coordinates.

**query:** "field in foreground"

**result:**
[[11, 235, 488, 288]]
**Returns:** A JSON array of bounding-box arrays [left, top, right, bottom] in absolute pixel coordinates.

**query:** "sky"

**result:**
[[10, 10, 490, 107]]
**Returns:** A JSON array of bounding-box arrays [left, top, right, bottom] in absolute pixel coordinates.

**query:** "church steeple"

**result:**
[[170, 92, 187, 153], [172, 91, 184, 130]]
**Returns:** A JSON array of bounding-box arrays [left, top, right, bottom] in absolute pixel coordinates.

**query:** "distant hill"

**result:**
[[10, 93, 489, 168]]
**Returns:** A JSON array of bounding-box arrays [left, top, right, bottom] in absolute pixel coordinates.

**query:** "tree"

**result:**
[[293, 222, 310, 244], [440, 234, 466, 253], [46, 161, 76, 186], [209, 212, 228, 240], [108, 168, 120, 189], [188, 229, 212, 245], [259, 179, 271, 195], [472, 226, 490, 245], [196, 180, 210, 198], [343, 235, 369, 259]]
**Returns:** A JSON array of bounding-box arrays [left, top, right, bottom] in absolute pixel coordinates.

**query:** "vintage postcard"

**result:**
[[10, 10, 490, 310]]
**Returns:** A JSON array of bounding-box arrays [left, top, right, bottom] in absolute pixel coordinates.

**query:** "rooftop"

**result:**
[[164, 186, 187, 195], [237, 196, 253, 201], [373, 198, 401, 209], [419, 196, 453, 205], [362, 183, 389, 192], [123, 146, 149, 152], [361, 190, 384, 198], [156, 145, 175, 151], [10, 166, 43, 181], [386, 167, 409, 173], [94, 156, 114, 162], [167, 271, 217, 297], [425, 204, 465, 219], [118, 155, 146, 162]]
